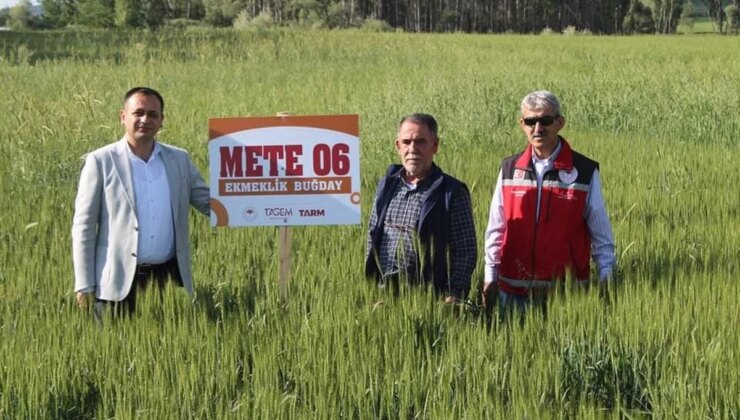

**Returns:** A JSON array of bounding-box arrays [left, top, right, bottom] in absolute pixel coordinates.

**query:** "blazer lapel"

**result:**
[[160, 144, 181, 224], [111, 138, 136, 211]]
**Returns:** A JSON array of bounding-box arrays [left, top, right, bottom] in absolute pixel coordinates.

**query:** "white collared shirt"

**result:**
[[531, 141, 561, 221], [128, 142, 175, 264]]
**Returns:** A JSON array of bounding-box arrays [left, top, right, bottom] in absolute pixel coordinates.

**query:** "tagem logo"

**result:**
[[265, 207, 293, 218], [264, 207, 294, 224]]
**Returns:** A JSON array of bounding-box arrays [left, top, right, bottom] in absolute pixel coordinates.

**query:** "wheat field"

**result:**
[[0, 29, 738, 418]]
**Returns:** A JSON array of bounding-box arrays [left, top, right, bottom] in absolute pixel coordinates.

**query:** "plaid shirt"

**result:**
[[378, 179, 430, 278], [366, 167, 477, 294]]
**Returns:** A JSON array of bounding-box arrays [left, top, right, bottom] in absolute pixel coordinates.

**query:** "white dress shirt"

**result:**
[[128, 143, 175, 264], [484, 144, 615, 284]]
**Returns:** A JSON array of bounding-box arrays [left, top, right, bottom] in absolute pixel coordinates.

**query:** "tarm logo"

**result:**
[[299, 209, 325, 217]]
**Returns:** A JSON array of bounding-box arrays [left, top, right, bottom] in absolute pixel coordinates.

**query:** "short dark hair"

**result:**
[[123, 87, 165, 113], [399, 113, 438, 138]]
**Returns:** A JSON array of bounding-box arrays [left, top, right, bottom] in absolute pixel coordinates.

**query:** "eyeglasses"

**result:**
[[522, 115, 559, 127]]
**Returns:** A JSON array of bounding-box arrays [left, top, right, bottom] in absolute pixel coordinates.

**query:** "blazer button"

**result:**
[[134, 226, 139, 231], [131, 252, 137, 257]]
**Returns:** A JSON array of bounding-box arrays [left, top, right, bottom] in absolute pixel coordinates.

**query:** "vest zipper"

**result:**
[[532, 171, 541, 278], [545, 182, 553, 224]]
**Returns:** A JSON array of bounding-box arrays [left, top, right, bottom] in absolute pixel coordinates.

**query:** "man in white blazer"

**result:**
[[72, 87, 210, 317]]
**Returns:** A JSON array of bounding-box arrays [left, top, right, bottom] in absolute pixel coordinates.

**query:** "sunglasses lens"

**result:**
[[523, 116, 556, 126]]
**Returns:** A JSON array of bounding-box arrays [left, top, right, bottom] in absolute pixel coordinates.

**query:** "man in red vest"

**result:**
[[482, 91, 615, 320]]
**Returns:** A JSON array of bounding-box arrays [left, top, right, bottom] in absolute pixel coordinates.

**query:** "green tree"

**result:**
[[43, 0, 80, 27], [623, 0, 656, 32], [649, 0, 683, 33], [700, 0, 725, 33], [287, 0, 323, 26], [678, 0, 694, 32], [326, 1, 351, 28], [42, 0, 65, 27], [144, 0, 169, 29], [168, 0, 205, 20], [8, 0, 33, 30], [77, 0, 115, 27], [60, 0, 79, 25], [437, 9, 459, 32], [203, 0, 242, 26], [115, 0, 145, 27], [726, 4, 740, 33]]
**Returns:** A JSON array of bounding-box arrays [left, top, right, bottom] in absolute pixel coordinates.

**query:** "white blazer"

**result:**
[[72, 138, 210, 301]]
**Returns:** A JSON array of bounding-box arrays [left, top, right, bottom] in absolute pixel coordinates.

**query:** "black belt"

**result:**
[[136, 259, 176, 274]]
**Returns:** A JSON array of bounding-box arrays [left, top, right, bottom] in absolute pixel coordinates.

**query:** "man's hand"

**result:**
[[598, 280, 615, 305], [76, 292, 94, 309], [482, 281, 498, 311], [442, 295, 464, 316], [443, 295, 458, 305]]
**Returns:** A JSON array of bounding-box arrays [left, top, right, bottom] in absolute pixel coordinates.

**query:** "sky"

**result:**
[[1, 0, 38, 10]]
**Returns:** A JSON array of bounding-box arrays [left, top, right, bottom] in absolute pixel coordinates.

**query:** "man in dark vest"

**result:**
[[483, 91, 615, 319], [365, 114, 477, 303]]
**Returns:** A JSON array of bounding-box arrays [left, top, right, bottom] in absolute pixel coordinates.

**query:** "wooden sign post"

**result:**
[[278, 224, 291, 305], [276, 112, 292, 306]]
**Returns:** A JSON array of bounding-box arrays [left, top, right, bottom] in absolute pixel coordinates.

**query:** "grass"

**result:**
[[0, 29, 739, 418]]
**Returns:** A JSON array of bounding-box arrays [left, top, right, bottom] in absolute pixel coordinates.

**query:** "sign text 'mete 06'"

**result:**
[[208, 115, 361, 227]]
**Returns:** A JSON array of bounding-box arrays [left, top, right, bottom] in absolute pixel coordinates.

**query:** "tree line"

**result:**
[[2, 0, 739, 34]]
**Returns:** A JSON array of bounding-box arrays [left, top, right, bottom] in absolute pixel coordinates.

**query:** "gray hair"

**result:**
[[520, 90, 562, 116], [398, 113, 438, 138]]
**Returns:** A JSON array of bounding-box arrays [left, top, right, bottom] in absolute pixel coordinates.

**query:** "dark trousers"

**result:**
[[498, 288, 549, 324], [94, 258, 182, 321]]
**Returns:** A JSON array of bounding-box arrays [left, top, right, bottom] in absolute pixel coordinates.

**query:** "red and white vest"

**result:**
[[498, 138, 599, 296]]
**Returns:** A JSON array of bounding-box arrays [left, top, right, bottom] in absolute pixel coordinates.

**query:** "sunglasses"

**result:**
[[522, 115, 559, 127]]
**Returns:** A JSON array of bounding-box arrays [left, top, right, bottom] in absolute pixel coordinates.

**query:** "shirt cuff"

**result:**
[[598, 268, 613, 282], [76, 287, 95, 294], [484, 266, 498, 284]]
